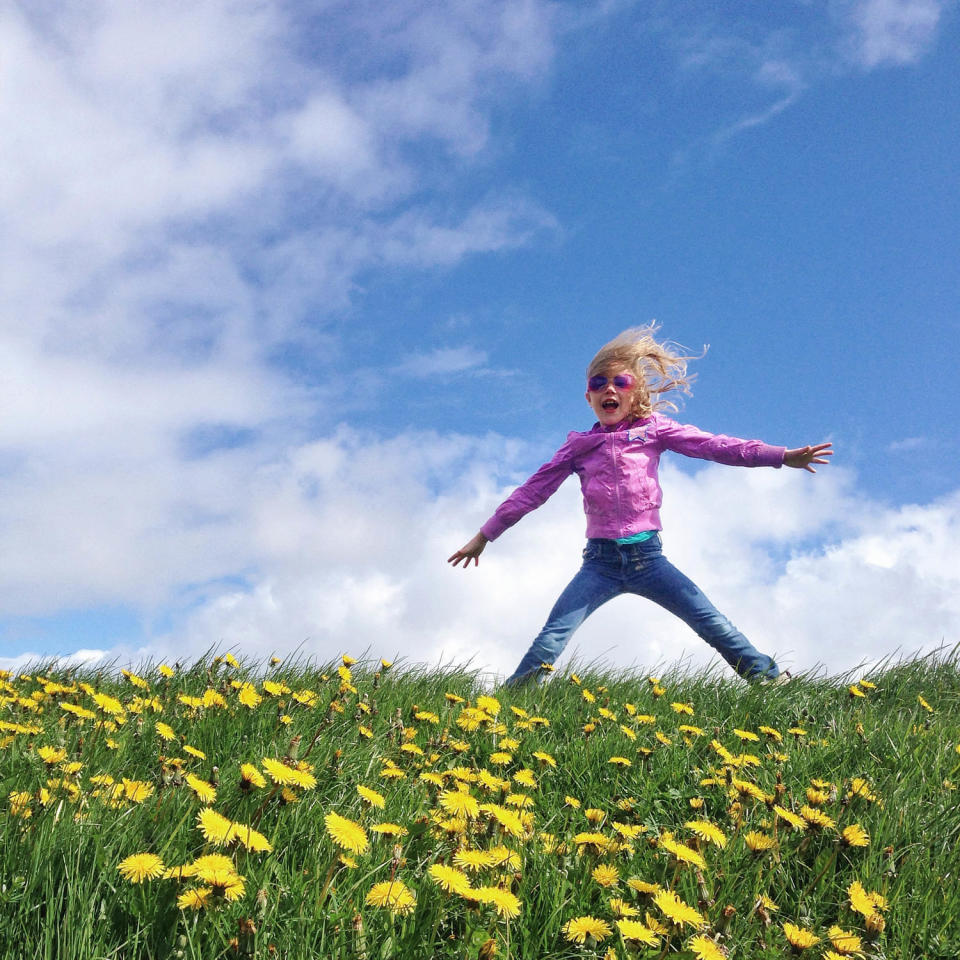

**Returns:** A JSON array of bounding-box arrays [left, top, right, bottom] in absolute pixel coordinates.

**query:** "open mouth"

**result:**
[[601, 399, 619, 410]]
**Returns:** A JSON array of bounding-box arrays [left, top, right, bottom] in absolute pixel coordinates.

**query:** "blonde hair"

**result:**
[[587, 323, 702, 420]]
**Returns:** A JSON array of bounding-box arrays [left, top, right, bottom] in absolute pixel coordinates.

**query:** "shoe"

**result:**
[[755, 670, 791, 687]]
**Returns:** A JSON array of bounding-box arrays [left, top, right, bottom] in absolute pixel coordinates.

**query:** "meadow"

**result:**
[[1, 648, 958, 960]]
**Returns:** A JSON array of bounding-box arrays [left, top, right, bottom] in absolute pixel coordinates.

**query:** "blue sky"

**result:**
[[1, 0, 958, 677]]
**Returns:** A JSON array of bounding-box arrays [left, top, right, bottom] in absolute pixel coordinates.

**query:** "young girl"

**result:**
[[448, 326, 832, 686]]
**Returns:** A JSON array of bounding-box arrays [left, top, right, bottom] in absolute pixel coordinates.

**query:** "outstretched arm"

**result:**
[[448, 531, 488, 569], [783, 442, 833, 473]]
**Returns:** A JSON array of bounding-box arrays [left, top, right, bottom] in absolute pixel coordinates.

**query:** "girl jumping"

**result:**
[[448, 325, 832, 686]]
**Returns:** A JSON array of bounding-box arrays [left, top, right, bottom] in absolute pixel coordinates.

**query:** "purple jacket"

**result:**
[[481, 413, 785, 542]]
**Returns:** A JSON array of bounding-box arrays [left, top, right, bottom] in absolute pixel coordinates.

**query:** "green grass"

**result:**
[[1, 647, 959, 959]]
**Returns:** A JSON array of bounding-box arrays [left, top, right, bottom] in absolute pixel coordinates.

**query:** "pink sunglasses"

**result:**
[[587, 373, 635, 392]]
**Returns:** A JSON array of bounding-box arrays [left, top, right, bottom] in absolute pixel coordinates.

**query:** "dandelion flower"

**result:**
[[744, 831, 776, 852], [185, 773, 216, 804], [239, 763, 266, 790], [773, 805, 807, 831], [118, 852, 166, 883], [428, 863, 473, 895], [261, 757, 299, 786], [231, 822, 272, 853], [627, 878, 661, 896], [325, 811, 369, 855], [357, 784, 386, 808], [365, 880, 416, 915], [841, 824, 870, 847], [564, 916, 612, 944], [197, 807, 234, 845], [155, 722, 177, 742], [827, 925, 862, 954], [660, 834, 707, 870], [689, 934, 727, 959], [783, 922, 819, 949], [440, 789, 480, 819], [473, 886, 521, 918], [800, 806, 836, 829], [177, 887, 213, 910], [608, 756, 632, 767], [653, 890, 706, 930], [616, 918, 659, 946], [37, 746, 68, 764], [592, 863, 620, 887], [371, 822, 407, 837], [684, 820, 727, 848], [454, 848, 497, 872]]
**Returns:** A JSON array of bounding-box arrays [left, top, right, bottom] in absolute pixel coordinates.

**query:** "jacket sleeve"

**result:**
[[655, 414, 785, 468], [480, 437, 577, 541]]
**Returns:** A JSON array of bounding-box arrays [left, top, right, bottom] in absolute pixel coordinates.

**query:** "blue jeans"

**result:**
[[504, 534, 779, 685]]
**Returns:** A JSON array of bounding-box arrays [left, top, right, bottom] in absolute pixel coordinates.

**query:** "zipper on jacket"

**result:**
[[610, 434, 623, 537]]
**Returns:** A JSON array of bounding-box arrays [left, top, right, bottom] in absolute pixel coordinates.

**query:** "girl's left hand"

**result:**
[[783, 442, 833, 473]]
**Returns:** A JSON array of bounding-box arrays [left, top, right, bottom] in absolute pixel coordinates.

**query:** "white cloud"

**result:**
[[841, 0, 946, 67], [24, 425, 945, 682]]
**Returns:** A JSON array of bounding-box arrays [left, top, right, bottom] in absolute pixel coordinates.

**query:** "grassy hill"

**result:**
[[1, 649, 958, 959]]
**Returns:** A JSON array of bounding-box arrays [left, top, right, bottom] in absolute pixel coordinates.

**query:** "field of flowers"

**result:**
[[1, 648, 958, 960]]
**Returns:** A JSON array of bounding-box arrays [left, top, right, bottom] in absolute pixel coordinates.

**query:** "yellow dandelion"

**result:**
[[684, 820, 727, 848], [564, 916, 612, 944], [483, 804, 525, 837], [828, 925, 862, 954], [428, 863, 473, 895], [660, 834, 707, 870], [671, 701, 694, 715], [592, 863, 620, 887], [155, 722, 177, 741], [231, 822, 272, 853], [617, 918, 659, 946], [357, 784, 386, 808], [365, 880, 416, 915], [773, 805, 807, 831], [117, 852, 166, 883], [848, 685, 866, 698], [800, 806, 836, 829], [37, 746, 68, 764], [185, 773, 216, 804], [325, 812, 369, 855], [92, 692, 125, 716], [371, 822, 407, 837], [197, 807, 234, 845], [260, 757, 299, 786], [454, 848, 497, 872], [177, 887, 212, 910], [782, 922, 819, 949], [744, 831, 776, 852], [237, 683, 262, 709], [239, 763, 267, 790], [565, 795, 582, 809], [841, 824, 870, 847], [689, 934, 727, 959], [473, 886, 521, 918], [653, 890, 706, 930], [608, 756, 632, 767], [513, 768, 537, 788], [733, 728, 760, 742], [440, 789, 480, 819], [183, 744, 206, 760], [609, 898, 639, 918]]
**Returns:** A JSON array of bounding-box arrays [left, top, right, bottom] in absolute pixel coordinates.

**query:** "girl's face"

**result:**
[[585, 367, 637, 426]]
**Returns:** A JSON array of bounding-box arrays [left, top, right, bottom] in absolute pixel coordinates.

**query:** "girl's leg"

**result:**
[[624, 536, 779, 681], [503, 550, 621, 687]]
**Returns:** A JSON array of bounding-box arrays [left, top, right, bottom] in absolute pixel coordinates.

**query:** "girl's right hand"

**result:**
[[448, 531, 488, 568]]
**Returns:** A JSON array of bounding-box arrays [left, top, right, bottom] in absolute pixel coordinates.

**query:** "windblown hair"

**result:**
[[587, 323, 702, 420]]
